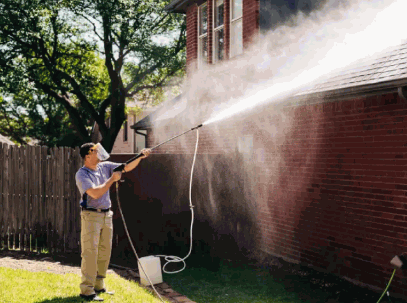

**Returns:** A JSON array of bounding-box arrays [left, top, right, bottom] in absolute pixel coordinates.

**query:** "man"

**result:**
[[75, 142, 151, 301]]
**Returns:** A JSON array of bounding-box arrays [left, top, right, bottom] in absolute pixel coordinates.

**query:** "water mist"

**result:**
[[147, 0, 407, 266]]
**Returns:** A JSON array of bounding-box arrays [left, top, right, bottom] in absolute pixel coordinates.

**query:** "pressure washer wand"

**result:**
[[113, 124, 203, 172]]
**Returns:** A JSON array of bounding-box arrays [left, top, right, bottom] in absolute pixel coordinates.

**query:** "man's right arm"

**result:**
[[86, 171, 122, 199]]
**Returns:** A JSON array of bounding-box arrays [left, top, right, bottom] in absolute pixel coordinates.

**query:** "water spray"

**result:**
[[113, 123, 203, 172]]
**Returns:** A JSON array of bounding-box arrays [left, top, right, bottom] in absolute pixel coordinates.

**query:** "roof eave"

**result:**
[[164, 0, 190, 13], [291, 78, 407, 105], [131, 117, 153, 130]]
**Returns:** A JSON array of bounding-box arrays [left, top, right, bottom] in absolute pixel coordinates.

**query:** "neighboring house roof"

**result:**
[[131, 94, 185, 130], [165, 0, 198, 13], [0, 134, 15, 145], [296, 40, 407, 99]]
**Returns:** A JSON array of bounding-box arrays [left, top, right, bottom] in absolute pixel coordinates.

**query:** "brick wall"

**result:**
[[224, 0, 230, 59], [207, 0, 213, 64], [186, 4, 198, 74], [251, 92, 407, 297], [141, 92, 407, 298], [111, 114, 135, 154], [243, 0, 259, 48]]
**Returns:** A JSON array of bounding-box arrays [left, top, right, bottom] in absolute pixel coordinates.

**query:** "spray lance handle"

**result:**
[[113, 153, 145, 172]]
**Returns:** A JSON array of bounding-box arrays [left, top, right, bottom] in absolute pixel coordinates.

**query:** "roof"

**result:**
[[165, 0, 193, 13], [296, 40, 407, 99], [131, 94, 186, 130], [0, 134, 15, 145]]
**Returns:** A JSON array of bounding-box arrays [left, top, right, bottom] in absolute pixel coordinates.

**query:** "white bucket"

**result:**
[[138, 256, 163, 286]]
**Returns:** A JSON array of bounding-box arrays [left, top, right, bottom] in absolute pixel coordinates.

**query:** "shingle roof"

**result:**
[[298, 40, 407, 96]]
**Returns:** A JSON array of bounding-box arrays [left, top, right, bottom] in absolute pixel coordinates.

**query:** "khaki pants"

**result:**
[[80, 210, 113, 296]]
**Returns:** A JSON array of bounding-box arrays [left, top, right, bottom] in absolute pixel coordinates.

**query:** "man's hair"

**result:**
[[80, 142, 96, 159]]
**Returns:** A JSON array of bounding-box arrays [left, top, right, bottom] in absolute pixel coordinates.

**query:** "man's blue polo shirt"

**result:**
[[75, 161, 121, 209]]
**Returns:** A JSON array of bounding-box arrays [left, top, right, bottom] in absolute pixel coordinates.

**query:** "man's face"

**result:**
[[86, 145, 99, 164]]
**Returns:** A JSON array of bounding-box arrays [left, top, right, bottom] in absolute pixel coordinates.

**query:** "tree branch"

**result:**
[[35, 82, 90, 142], [124, 63, 160, 93], [76, 12, 104, 41]]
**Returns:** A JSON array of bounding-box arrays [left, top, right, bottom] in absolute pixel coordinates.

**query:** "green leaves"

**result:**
[[0, 0, 186, 151]]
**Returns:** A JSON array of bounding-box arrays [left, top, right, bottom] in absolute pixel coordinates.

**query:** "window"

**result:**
[[198, 3, 208, 68], [135, 130, 147, 153], [213, 0, 224, 63], [230, 0, 243, 58]]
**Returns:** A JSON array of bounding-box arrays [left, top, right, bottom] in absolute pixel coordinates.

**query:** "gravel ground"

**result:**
[[0, 250, 84, 275]]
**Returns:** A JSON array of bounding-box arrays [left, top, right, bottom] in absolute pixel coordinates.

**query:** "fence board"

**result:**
[[0, 143, 4, 249], [19, 146, 24, 251], [28, 146, 33, 252], [15, 146, 19, 249], [32, 146, 37, 251], [10, 146, 16, 247], [49, 147, 54, 253], [4, 144, 10, 249], [66, 148, 72, 252], [64, 147, 69, 253], [28, 146, 33, 251], [24, 146, 29, 251], [22, 146, 27, 251], [40, 146, 48, 252], [21, 146, 26, 250], [57, 147, 64, 252], [72, 147, 81, 252]]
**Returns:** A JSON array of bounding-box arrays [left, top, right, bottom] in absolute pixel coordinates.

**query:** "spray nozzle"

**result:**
[[390, 254, 407, 269], [191, 124, 203, 131], [93, 143, 110, 161]]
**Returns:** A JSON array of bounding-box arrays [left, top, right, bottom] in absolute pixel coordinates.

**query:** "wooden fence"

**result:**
[[0, 143, 83, 253]]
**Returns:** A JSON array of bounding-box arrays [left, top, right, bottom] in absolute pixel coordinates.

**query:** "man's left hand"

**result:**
[[140, 148, 151, 159]]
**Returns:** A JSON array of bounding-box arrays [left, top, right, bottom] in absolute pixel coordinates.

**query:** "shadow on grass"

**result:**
[[38, 296, 85, 303]]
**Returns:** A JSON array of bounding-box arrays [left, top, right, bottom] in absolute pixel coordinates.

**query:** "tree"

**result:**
[[0, 0, 186, 151]]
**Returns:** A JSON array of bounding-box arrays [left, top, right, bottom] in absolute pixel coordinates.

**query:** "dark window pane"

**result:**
[[215, 28, 224, 62], [215, 0, 224, 28], [199, 4, 207, 35]]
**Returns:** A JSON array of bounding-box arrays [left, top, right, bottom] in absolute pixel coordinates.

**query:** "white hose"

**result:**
[[155, 128, 199, 273], [116, 181, 166, 302], [116, 128, 200, 302]]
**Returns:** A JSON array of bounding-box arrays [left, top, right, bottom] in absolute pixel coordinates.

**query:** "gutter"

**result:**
[[135, 130, 148, 137], [290, 78, 407, 106]]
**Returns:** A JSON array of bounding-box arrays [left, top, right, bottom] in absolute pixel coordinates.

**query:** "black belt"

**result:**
[[81, 207, 110, 213]]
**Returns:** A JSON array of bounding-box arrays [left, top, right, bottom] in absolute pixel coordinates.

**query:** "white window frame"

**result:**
[[198, 2, 208, 69], [213, 0, 224, 63], [230, 0, 243, 58]]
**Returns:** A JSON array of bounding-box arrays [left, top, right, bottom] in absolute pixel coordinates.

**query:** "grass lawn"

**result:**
[[163, 260, 323, 303], [163, 259, 396, 303], [0, 267, 165, 303]]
